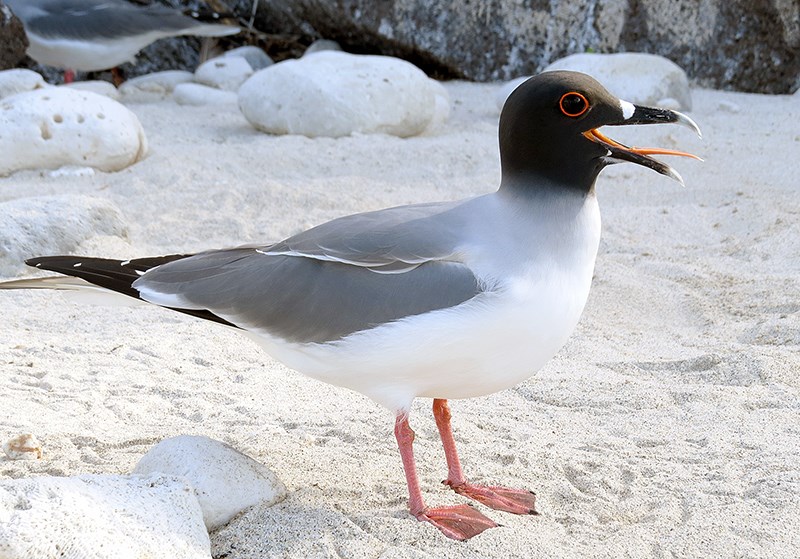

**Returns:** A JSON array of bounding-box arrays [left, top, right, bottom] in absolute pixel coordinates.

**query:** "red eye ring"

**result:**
[[559, 91, 589, 117]]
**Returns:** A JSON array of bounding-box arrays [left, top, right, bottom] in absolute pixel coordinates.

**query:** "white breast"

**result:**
[[248, 191, 602, 413]]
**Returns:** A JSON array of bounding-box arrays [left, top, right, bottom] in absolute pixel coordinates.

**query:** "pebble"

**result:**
[[119, 70, 195, 102], [47, 165, 96, 178], [221, 46, 273, 71], [195, 55, 254, 91], [2, 433, 42, 460], [0, 88, 148, 176], [238, 51, 446, 137], [0, 69, 49, 100], [717, 100, 741, 113], [133, 435, 286, 530], [173, 82, 238, 106]]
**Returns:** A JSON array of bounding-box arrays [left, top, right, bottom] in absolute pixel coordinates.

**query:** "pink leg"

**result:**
[[63, 69, 75, 84], [433, 399, 538, 515], [394, 413, 498, 540]]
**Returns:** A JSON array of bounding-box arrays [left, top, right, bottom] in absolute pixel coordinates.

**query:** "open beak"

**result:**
[[583, 105, 703, 186]]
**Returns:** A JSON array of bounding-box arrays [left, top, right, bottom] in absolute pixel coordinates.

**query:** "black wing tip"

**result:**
[[25, 254, 192, 271], [25, 255, 104, 272], [21, 253, 239, 330], [25, 255, 72, 269]]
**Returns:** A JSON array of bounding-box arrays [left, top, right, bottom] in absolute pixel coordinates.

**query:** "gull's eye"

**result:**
[[559, 92, 589, 117]]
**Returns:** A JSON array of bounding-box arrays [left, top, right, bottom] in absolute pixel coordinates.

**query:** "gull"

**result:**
[[4, 0, 240, 82], [0, 71, 701, 540]]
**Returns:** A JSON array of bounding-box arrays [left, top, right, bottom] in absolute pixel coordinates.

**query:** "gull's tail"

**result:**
[[0, 255, 236, 327]]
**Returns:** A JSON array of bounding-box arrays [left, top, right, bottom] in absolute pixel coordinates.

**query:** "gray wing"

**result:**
[[133, 201, 482, 344], [264, 199, 470, 272], [15, 0, 234, 40]]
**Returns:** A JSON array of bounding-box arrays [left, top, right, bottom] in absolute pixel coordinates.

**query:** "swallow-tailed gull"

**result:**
[[0, 71, 701, 540], [4, 0, 239, 82]]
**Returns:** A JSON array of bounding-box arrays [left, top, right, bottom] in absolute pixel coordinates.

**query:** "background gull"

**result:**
[[4, 0, 239, 82]]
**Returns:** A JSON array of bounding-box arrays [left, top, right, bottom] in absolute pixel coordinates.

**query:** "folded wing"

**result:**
[[136, 200, 482, 343]]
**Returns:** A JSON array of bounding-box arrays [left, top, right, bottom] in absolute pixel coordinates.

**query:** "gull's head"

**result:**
[[499, 70, 702, 191]]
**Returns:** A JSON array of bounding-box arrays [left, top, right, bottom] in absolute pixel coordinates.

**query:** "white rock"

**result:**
[[238, 51, 443, 138], [0, 88, 148, 176], [494, 76, 529, 111], [655, 97, 682, 111], [221, 46, 273, 71], [718, 100, 741, 113], [119, 70, 195, 102], [133, 435, 286, 531], [542, 52, 692, 110], [0, 474, 210, 559], [0, 195, 128, 277], [303, 39, 343, 56], [61, 80, 120, 100], [47, 165, 96, 178], [174, 82, 238, 106], [428, 80, 451, 132], [0, 69, 49, 100], [2, 434, 42, 460], [194, 56, 254, 91]]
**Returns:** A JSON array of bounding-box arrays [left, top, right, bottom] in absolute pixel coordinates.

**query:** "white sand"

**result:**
[[0, 82, 798, 557]]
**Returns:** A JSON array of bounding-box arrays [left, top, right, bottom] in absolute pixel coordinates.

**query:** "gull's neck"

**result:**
[[497, 170, 599, 206]]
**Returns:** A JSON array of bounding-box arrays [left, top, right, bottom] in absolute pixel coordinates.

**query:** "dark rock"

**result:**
[[0, 0, 28, 71], [248, 0, 800, 94], [619, 1, 800, 95]]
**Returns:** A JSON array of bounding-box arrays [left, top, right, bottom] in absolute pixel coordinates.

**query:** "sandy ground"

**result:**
[[0, 82, 798, 558]]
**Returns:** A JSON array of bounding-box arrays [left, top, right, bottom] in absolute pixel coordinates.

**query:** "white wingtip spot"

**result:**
[[120, 260, 131, 266], [73, 262, 82, 267], [620, 99, 635, 120]]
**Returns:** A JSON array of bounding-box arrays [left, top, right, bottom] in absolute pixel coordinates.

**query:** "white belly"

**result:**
[[26, 34, 161, 71], [249, 259, 595, 412]]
